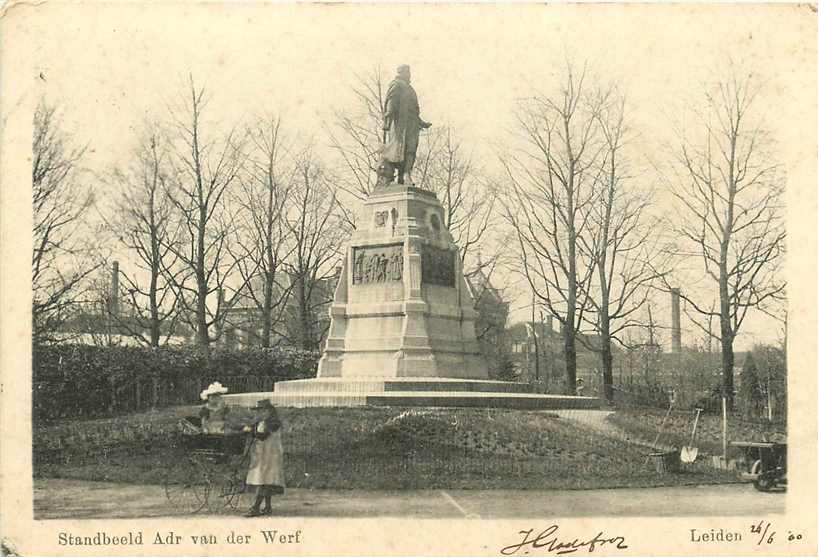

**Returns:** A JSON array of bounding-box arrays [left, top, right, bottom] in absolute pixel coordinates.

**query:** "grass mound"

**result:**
[[34, 406, 736, 490]]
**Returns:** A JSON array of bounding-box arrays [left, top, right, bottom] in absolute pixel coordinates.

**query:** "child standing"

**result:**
[[243, 399, 285, 517]]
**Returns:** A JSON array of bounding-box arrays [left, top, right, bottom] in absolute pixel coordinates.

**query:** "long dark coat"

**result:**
[[382, 77, 422, 165]]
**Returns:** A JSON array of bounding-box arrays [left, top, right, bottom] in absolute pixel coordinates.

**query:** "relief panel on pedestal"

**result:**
[[352, 244, 404, 285]]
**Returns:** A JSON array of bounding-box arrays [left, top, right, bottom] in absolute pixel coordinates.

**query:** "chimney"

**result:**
[[671, 288, 682, 353], [546, 315, 553, 336], [110, 261, 120, 318]]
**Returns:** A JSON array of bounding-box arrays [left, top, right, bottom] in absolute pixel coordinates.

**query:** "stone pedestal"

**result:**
[[224, 185, 600, 410], [317, 186, 488, 379]]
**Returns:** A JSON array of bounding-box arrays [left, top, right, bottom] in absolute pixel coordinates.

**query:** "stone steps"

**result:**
[[224, 389, 600, 410], [273, 377, 534, 394], [367, 392, 600, 410], [226, 391, 369, 408]]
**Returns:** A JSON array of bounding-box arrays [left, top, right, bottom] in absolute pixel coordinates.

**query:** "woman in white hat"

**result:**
[[242, 399, 285, 517], [199, 382, 230, 435]]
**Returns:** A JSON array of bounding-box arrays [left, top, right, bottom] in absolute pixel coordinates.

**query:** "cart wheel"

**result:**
[[754, 475, 774, 492], [750, 459, 773, 492], [213, 450, 253, 512], [164, 455, 210, 514], [215, 469, 252, 511]]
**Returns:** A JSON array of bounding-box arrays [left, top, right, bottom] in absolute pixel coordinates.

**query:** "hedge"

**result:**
[[33, 344, 319, 424]]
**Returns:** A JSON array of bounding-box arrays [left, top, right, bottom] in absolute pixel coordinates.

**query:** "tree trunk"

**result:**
[[600, 316, 613, 404], [148, 155, 162, 348], [148, 231, 160, 346], [565, 202, 578, 393], [261, 270, 273, 349], [290, 275, 310, 351], [597, 199, 613, 403], [195, 284, 209, 356], [193, 94, 210, 358], [149, 277, 160, 348], [261, 185, 276, 349], [195, 231, 210, 357], [766, 376, 773, 422], [297, 277, 313, 350], [531, 297, 539, 382], [719, 266, 734, 411], [720, 332, 735, 410], [564, 321, 577, 395]]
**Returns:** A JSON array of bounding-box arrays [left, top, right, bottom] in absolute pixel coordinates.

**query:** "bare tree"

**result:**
[[424, 127, 497, 266], [229, 114, 296, 348], [327, 66, 389, 202], [667, 70, 786, 410], [282, 145, 346, 351], [501, 64, 605, 394], [579, 92, 668, 402], [79, 263, 123, 347], [32, 101, 98, 344], [106, 122, 183, 346], [160, 76, 249, 356]]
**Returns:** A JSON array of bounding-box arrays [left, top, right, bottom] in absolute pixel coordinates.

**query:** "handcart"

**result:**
[[163, 417, 252, 513], [730, 441, 787, 492]]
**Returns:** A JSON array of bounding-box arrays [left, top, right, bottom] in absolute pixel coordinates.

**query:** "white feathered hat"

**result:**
[[200, 381, 229, 401]]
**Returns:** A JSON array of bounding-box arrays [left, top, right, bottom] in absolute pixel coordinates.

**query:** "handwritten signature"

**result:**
[[500, 526, 628, 555]]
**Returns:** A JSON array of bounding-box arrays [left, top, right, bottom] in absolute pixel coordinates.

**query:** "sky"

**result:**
[[12, 3, 815, 351]]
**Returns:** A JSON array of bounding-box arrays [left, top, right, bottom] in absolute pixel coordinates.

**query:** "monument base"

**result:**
[[315, 186, 489, 381], [223, 377, 601, 410], [224, 185, 604, 410]]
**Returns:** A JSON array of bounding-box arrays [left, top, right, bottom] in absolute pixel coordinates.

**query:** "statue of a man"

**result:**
[[379, 65, 432, 186]]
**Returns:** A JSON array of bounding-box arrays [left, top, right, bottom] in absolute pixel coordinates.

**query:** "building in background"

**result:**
[[464, 267, 510, 375], [220, 270, 339, 350], [507, 320, 606, 394]]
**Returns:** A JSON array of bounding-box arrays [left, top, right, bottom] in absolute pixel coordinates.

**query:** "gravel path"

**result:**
[[555, 409, 675, 452], [33, 478, 783, 520]]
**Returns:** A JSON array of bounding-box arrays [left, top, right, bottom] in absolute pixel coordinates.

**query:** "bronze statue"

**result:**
[[377, 65, 432, 187]]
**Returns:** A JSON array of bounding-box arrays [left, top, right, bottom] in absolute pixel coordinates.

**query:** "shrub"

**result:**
[[33, 344, 319, 424], [737, 344, 786, 422], [489, 352, 518, 382]]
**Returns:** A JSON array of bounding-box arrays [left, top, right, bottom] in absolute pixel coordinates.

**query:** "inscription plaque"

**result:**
[[421, 245, 456, 287]]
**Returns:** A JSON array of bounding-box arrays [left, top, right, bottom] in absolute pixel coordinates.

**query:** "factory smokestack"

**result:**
[[671, 288, 681, 353]]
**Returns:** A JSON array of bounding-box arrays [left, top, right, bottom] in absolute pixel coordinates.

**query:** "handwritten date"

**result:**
[[750, 521, 803, 545]]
